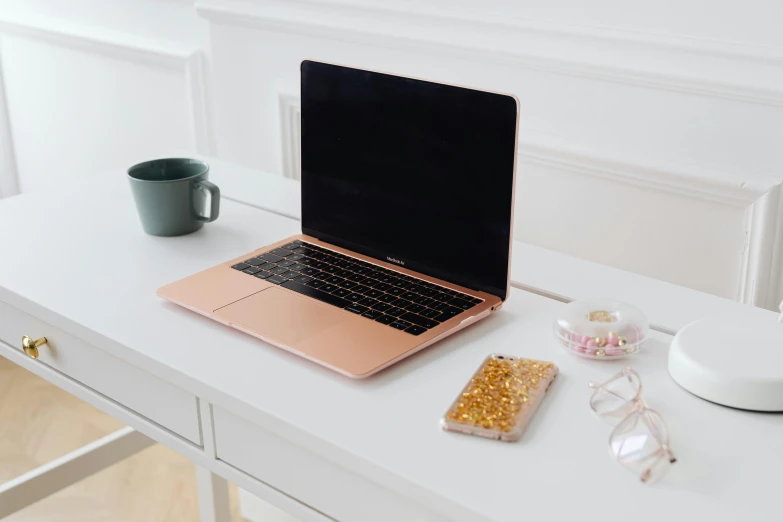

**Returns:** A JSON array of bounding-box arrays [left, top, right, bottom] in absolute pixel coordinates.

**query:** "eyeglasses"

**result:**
[[588, 368, 676, 483]]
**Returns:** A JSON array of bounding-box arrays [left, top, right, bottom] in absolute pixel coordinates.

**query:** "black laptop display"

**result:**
[[301, 60, 518, 300]]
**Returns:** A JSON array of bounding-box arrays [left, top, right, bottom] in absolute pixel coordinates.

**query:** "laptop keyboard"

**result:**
[[230, 240, 482, 336]]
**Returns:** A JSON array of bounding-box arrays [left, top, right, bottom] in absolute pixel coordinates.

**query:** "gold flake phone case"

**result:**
[[441, 354, 558, 442]]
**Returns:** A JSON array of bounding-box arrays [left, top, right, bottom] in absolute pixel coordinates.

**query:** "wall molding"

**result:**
[[278, 93, 301, 180], [278, 93, 766, 208], [0, 14, 213, 168], [0, 52, 19, 198], [198, 0, 783, 107], [739, 184, 783, 309]]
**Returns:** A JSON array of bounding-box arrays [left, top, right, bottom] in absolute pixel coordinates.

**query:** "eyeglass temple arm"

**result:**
[[639, 447, 677, 483]]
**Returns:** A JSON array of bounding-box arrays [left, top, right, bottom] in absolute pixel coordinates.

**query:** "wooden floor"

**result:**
[[0, 355, 244, 522]]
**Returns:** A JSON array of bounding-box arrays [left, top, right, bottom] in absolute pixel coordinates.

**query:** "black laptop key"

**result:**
[[378, 294, 397, 303], [432, 292, 451, 302], [232, 263, 251, 271], [357, 297, 378, 307], [373, 282, 392, 292], [414, 296, 436, 306], [400, 312, 439, 329], [281, 242, 300, 250], [289, 264, 307, 272], [336, 269, 353, 278], [419, 289, 437, 298], [388, 287, 404, 296], [346, 273, 365, 282], [293, 275, 314, 284], [340, 281, 358, 290], [242, 267, 262, 275], [406, 304, 426, 314], [254, 271, 271, 279], [280, 280, 350, 308], [406, 284, 424, 294], [404, 325, 427, 336], [422, 308, 441, 319], [401, 292, 419, 301], [282, 271, 300, 279], [277, 260, 295, 267], [312, 261, 328, 269], [299, 267, 318, 276], [359, 277, 377, 286], [332, 288, 350, 298], [266, 275, 287, 285], [345, 293, 363, 302], [320, 284, 338, 293], [389, 279, 408, 288], [386, 307, 406, 317], [389, 320, 412, 331], [270, 267, 289, 275], [362, 309, 383, 320], [391, 298, 412, 308], [364, 289, 383, 299], [430, 301, 449, 311], [287, 254, 305, 262], [270, 248, 295, 257], [299, 258, 315, 265], [313, 271, 330, 280], [326, 276, 345, 285], [352, 285, 371, 294], [307, 279, 326, 289], [433, 307, 462, 321], [372, 302, 392, 312], [345, 304, 368, 314], [291, 247, 308, 254], [259, 253, 284, 263], [448, 298, 476, 310], [375, 315, 396, 325], [244, 258, 266, 266]]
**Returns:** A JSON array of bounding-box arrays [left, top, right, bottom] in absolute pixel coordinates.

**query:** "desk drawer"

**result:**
[[213, 407, 446, 522], [0, 300, 202, 445]]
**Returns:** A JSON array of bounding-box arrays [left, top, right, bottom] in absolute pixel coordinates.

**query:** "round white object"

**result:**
[[669, 312, 783, 412]]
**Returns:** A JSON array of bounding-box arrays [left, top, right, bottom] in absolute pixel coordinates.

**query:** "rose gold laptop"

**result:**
[[158, 60, 519, 378]]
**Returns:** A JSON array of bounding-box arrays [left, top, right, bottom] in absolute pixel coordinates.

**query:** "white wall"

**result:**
[[0, 0, 781, 307], [0, 0, 211, 194]]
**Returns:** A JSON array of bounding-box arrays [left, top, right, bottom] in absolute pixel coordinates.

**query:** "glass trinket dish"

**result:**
[[554, 298, 649, 359]]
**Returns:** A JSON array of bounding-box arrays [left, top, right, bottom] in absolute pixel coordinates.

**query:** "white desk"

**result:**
[[1, 161, 781, 522]]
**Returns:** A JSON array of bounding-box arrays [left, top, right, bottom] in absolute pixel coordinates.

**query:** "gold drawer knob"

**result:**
[[22, 336, 47, 359]]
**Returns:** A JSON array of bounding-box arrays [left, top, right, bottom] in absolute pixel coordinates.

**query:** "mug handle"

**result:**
[[195, 180, 220, 223]]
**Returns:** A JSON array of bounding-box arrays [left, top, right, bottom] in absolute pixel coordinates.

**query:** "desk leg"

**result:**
[[0, 427, 154, 519], [196, 466, 232, 522]]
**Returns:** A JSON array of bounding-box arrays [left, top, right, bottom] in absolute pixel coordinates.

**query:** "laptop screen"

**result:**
[[300, 61, 518, 300]]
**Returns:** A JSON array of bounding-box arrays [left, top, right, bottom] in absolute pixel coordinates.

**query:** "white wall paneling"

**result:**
[[278, 92, 301, 180], [199, 0, 783, 306], [0, 14, 211, 193], [740, 184, 783, 310], [0, 51, 19, 198]]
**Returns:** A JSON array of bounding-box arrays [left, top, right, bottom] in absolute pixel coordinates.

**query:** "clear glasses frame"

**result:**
[[589, 368, 676, 483]]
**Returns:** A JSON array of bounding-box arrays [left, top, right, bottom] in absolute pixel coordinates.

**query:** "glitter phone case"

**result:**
[[441, 354, 558, 442]]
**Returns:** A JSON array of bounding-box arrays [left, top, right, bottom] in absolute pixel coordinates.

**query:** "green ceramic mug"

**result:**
[[128, 158, 220, 237]]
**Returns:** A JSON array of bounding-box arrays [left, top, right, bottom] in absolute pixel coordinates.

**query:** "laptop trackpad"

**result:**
[[214, 287, 346, 344]]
